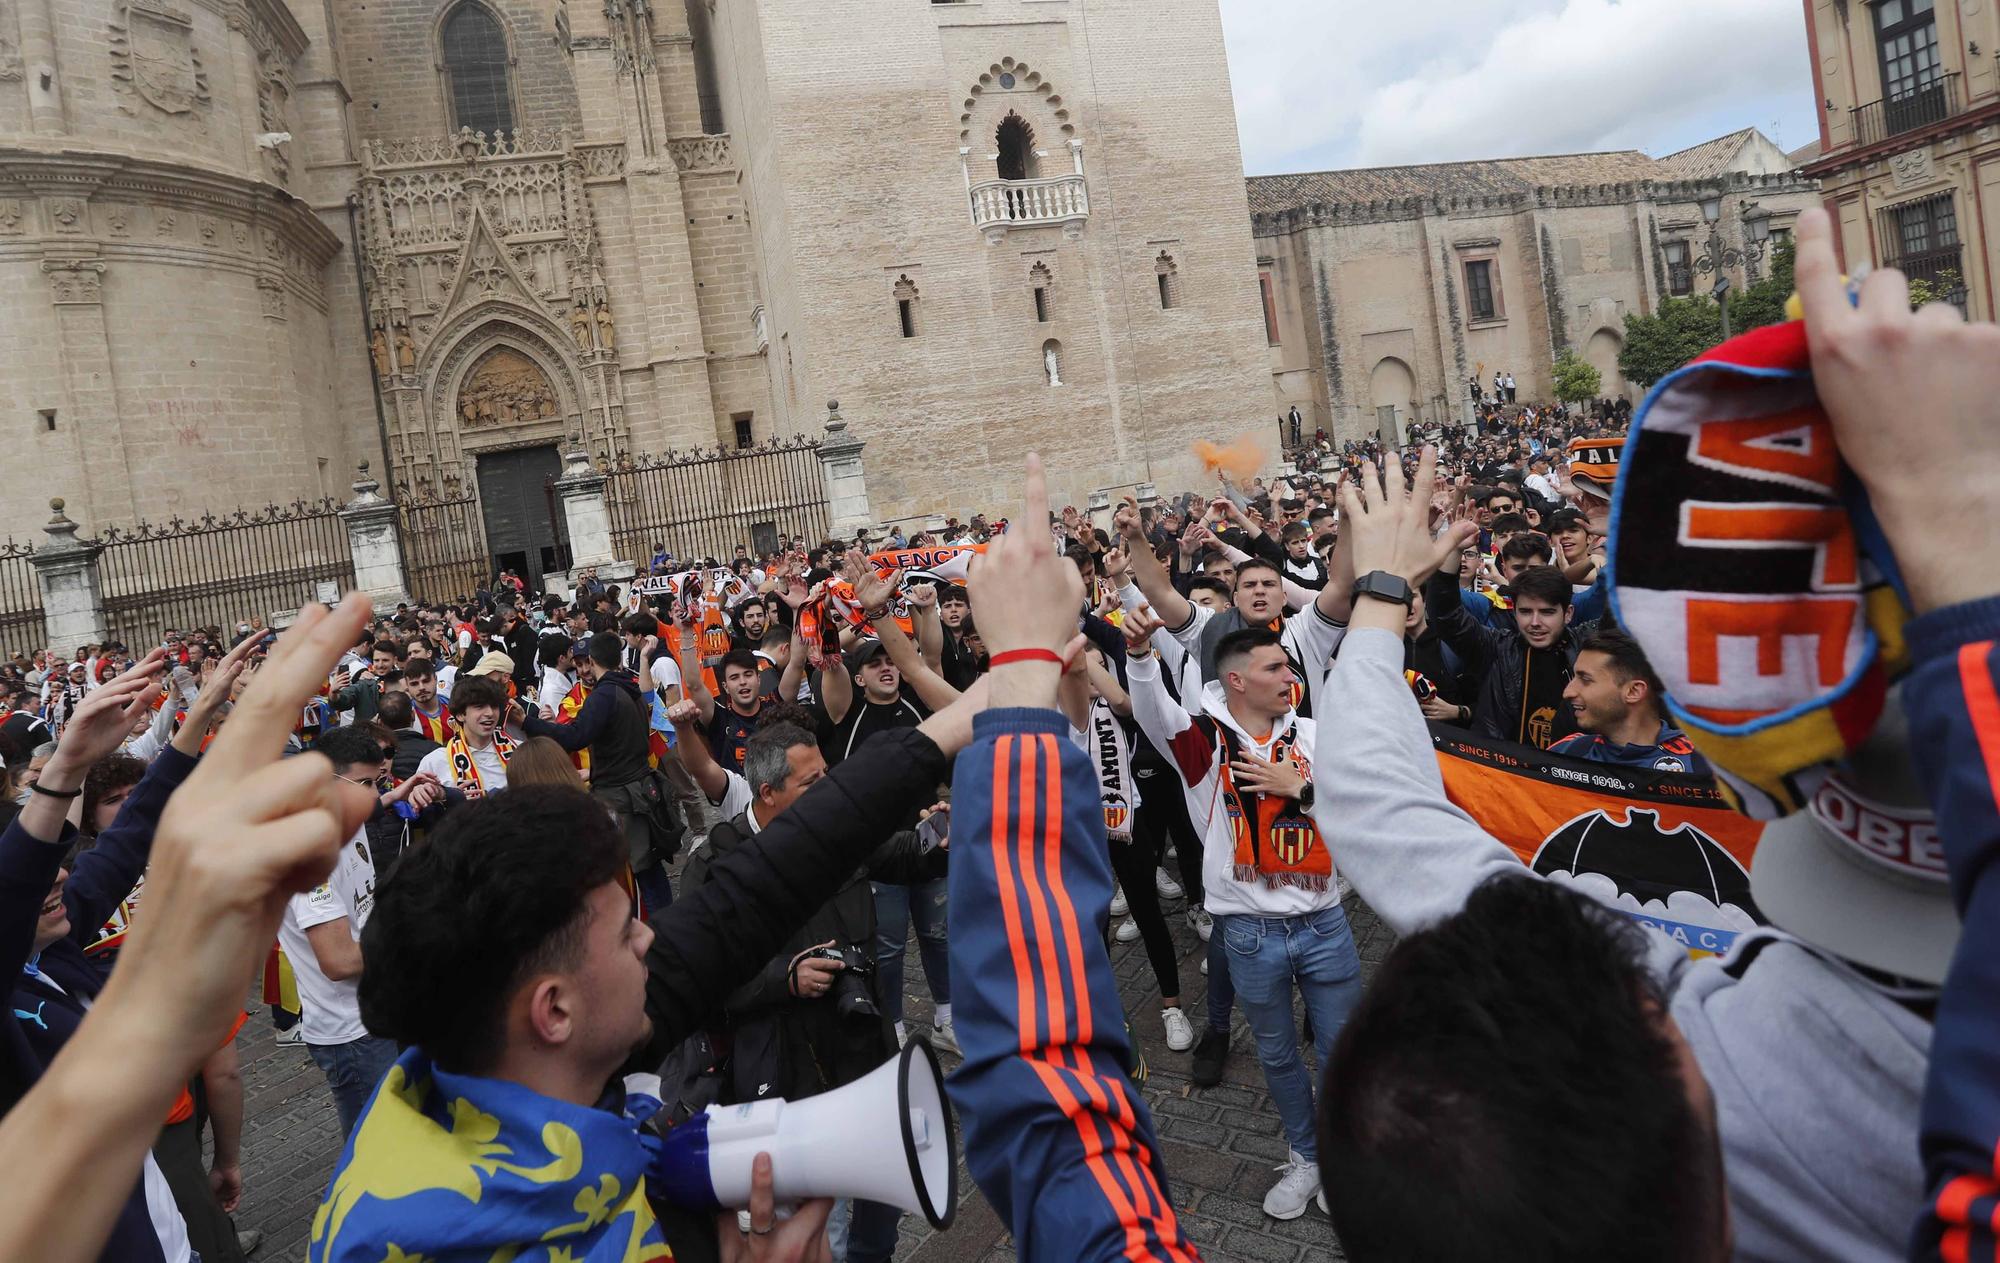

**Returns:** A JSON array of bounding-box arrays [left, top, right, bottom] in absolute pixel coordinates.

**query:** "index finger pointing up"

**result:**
[[204, 594, 372, 777], [1022, 453, 1051, 542], [1793, 208, 1852, 336]]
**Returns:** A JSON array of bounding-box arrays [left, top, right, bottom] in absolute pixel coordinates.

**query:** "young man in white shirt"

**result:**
[[1124, 614, 1360, 1221], [415, 674, 513, 798], [275, 724, 398, 1138]]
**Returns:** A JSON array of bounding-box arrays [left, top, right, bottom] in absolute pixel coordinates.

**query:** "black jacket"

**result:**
[[678, 808, 945, 1104], [389, 727, 440, 782], [524, 667, 651, 789], [636, 725, 950, 1069], [1426, 570, 1582, 747]]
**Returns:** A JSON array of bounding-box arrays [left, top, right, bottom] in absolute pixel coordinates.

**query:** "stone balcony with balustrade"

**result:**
[[968, 173, 1089, 244]]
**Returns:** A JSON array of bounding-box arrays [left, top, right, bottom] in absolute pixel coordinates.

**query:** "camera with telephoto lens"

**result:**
[[801, 945, 878, 1021]]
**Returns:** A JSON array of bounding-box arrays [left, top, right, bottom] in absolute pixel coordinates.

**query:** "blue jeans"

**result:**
[[309, 1033, 400, 1139], [826, 1197, 902, 1262], [635, 859, 674, 914], [1218, 905, 1363, 1162], [1206, 927, 1236, 1033], [872, 877, 949, 1026]]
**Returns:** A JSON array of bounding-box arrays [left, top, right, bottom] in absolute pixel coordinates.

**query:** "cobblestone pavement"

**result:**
[[233, 881, 1394, 1262]]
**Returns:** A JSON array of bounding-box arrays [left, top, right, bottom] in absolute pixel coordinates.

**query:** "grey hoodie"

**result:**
[[1314, 627, 1930, 1262]]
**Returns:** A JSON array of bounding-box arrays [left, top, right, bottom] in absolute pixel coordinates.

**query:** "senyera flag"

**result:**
[[1431, 726, 1767, 958]]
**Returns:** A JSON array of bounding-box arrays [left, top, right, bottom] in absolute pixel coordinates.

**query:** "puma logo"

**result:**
[[14, 1002, 47, 1031]]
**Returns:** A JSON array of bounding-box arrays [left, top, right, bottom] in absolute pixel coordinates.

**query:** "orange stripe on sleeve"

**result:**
[[989, 736, 1039, 1054], [1038, 733, 1095, 1045], [1025, 1056, 1169, 1263], [1016, 737, 1069, 1045], [1956, 643, 2000, 821]]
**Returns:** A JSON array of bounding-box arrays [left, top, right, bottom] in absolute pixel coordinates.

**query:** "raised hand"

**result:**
[[854, 566, 901, 614], [1338, 447, 1474, 588], [45, 649, 169, 777], [1793, 205, 2000, 613], [967, 455, 1085, 712], [1113, 496, 1146, 543], [95, 597, 380, 1076], [1122, 603, 1165, 657]]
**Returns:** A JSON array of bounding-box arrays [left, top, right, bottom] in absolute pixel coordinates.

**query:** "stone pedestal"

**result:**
[[817, 401, 874, 539], [1086, 488, 1113, 538], [554, 447, 638, 593], [30, 499, 107, 653], [339, 464, 411, 611]]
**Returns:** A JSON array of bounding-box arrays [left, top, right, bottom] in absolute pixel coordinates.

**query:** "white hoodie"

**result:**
[[1126, 653, 1340, 919]]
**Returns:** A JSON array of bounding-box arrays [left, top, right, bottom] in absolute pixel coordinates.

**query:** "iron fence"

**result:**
[[96, 501, 356, 649], [398, 490, 490, 604], [0, 539, 45, 656], [601, 437, 829, 565]]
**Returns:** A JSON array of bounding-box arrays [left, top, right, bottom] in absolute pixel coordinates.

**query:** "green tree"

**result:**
[[1550, 347, 1602, 408], [1908, 268, 1965, 310], [1728, 238, 1797, 334], [1619, 296, 1724, 389]]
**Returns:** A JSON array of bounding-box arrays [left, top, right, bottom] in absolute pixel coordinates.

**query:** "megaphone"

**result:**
[[647, 1038, 958, 1228]]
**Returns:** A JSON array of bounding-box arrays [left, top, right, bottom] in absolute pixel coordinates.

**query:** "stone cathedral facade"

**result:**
[[0, 0, 1273, 545]]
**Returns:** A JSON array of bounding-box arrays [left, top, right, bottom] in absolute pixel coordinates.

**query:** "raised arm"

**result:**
[[665, 698, 729, 804], [909, 581, 946, 676], [945, 455, 1195, 1261], [1113, 496, 1192, 631], [677, 618, 716, 724], [857, 569, 960, 711]]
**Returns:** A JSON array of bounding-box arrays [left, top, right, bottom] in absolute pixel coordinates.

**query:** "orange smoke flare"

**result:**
[[1193, 435, 1267, 483]]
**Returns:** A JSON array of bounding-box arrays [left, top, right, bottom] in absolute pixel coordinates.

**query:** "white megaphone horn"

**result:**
[[647, 1038, 959, 1228]]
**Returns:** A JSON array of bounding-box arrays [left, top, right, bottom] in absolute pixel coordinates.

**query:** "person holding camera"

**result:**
[[668, 703, 949, 1263]]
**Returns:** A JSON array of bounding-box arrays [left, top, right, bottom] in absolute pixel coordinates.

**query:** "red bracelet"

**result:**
[[988, 647, 1065, 668]]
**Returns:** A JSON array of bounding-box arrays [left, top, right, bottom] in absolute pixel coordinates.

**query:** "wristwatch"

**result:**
[[1351, 570, 1415, 609], [1297, 783, 1315, 812]]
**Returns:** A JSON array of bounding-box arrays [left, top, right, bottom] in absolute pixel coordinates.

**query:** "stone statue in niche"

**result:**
[[1044, 344, 1062, 386], [395, 322, 415, 373], [370, 325, 391, 377], [570, 301, 593, 352], [594, 301, 615, 353], [457, 348, 560, 429]]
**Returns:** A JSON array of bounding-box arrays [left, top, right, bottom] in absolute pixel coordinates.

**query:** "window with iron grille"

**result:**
[[1884, 193, 1966, 313], [441, 3, 515, 138], [1464, 260, 1496, 322]]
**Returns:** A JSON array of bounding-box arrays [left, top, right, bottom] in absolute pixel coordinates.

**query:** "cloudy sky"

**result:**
[[1218, 0, 1821, 175]]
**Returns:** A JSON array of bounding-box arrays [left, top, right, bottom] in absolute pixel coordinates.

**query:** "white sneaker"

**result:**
[[931, 1019, 961, 1057], [1115, 918, 1141, 942], [274, 1025, 305, 1047], [1162, 1006, 1195, 1052], [1155, 867, 1183, 900], [1263, 1150, 1323, 1220], [1316, 1189, 1328, 1216], [1186, 907, 1213, 942], [1201, 955, 1208, 975], [1109, 887, 1129, 918]]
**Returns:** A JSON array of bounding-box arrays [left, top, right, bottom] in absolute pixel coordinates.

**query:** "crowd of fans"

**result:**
[[2, 208, 1998, 1263]]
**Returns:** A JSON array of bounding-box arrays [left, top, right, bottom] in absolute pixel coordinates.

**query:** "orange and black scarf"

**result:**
[[445, 728, 515, 793], [1215, 722, 1330, 892]]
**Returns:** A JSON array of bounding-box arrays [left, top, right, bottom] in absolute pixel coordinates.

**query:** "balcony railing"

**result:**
[[1666, 264, 1693, 297], [1852, 72, 1960, 147], [969, 174, 1089, 240]]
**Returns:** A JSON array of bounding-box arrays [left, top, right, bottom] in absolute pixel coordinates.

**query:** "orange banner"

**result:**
[[1432, 727, 1767, 957]]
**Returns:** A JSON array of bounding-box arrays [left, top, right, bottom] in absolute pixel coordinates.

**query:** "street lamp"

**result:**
[[1692, 193, 1770, 344]]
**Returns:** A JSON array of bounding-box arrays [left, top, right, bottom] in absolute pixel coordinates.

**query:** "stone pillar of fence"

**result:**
[[30, 499, 107, 653], [339, 463, 412, 611], [817, 400, 874, 538], [554, 447, 636, 591]]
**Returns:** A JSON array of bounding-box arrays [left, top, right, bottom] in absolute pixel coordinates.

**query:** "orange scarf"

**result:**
[[445, 729, 515, 793], [1216, 724, 1330, 892]]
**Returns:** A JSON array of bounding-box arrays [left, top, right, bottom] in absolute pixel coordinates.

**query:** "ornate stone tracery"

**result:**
[[358, 128, 623, 498]]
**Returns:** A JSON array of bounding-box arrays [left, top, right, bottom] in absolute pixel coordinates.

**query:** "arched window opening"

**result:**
[[996, 112, 1039, 182], [441, 3, 515, 137], [1042, 339, 1063, 386], [1030, 261, 1052, 323], [894, 275, 920, 339], [1156, 251, 1180, 309]]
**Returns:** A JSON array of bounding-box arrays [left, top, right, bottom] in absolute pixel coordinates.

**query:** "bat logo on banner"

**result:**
[[1532, 807, 1761, 957]]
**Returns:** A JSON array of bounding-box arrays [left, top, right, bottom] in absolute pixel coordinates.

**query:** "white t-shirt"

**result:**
[[417, 740, 509, 793], [436, 663, 459, 699], [276, 827, 379, 1046], [1526, 472, 1561, 502], [538, 665, 574, 714], [712, 768, 755, 823], [648, 654, 683, 696]]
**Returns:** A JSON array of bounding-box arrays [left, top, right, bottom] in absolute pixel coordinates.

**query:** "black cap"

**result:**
[[843, 638, 890, 674]]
